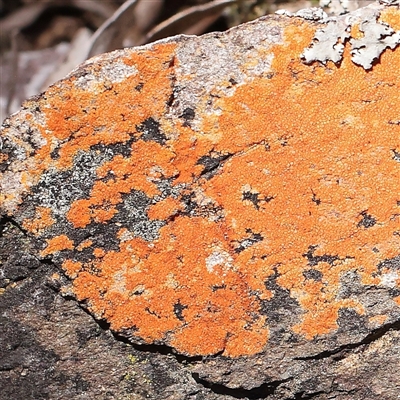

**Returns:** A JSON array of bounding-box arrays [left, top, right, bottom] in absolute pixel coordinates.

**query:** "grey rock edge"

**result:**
[[1, 4, 400, 400]]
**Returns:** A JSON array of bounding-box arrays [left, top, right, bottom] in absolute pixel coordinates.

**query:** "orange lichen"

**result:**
[[199, 18, 400, 339], [63, 259, 82, 279], [67, 141, 177, 228], [350, 23, 364, 39], [147, 197, 183, 220], [29, 43, 177, 176], [69, 215, 269, 356], [369, 314, 388, 326], [380, 7, 400, 30], [41, 235, 74, 256], [22, 207, 55, 234], [93, 248, 106, 258], [76, 240, 93, 251]]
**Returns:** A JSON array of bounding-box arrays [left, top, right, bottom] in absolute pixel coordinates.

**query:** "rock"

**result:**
[[1, 1, 400, 398]]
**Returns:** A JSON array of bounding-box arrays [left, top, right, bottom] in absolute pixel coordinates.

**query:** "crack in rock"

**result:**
[[294, 319, 400, 361], [192, 373, 292, 400]]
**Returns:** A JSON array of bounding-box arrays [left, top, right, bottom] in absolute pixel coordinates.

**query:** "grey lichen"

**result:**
[[301, 9, 400, 69], [276, 7, 328, 21], [294, 7, 328, 21], [350, 20, 400, 69], [301, 20, 350, 65], [379, 0, 400, 5]]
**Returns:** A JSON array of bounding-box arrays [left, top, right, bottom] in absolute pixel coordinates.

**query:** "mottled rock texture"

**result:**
[[1, 1, 400, 398]]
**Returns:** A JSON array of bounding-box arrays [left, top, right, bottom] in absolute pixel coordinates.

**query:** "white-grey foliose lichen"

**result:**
[[294, 7, 328, 21], [276, 7, 328, 21], [301, 20, 350, 65], [350, 20, 400, 69], [379, 0, 400, 5], [301, 6, 400, 69]]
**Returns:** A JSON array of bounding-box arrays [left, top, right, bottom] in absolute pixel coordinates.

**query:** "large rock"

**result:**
[[1, 1, 400, 398]]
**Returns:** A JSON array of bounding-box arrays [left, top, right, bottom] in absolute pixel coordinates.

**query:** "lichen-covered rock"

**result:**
[[1, 1, 400, 398]]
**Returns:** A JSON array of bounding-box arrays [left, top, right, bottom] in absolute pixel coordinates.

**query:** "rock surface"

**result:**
[[1, 1, 400, 398]]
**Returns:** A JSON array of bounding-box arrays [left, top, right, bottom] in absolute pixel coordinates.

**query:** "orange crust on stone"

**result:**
[[22, 207, 56, 234], [41, 235, 74, 256]]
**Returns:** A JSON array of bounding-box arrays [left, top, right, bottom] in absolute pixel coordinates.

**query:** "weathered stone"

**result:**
[[1, 1, 400, 398]]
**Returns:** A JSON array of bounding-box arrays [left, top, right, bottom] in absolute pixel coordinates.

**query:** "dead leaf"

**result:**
[[87, 0, 140, 58], [145, 0, 236, 44]]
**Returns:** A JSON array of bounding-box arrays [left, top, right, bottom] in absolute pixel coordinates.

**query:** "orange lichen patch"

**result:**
[[166, 123, 216, 184], [293, 298, 364, 339], [67, 197, 119, 228], [380, 7, 400, 30], [62, 259, 83, 279], [93, 248, 106, 258], [369, 314, 388, 327], [76, 240, 93, 251], [29, 43, 177, 174], [66, 199, 93, 228], [147, 197, 183, 220], [197, 18, 400, 340], [350, 23, 364, 39], [70, 215, 269, 356], [41, 235, 74, 256], [67, 141, 177, 228], [96, 141, 177, 195], [22, 207, 55, 234]]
